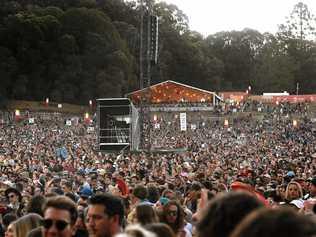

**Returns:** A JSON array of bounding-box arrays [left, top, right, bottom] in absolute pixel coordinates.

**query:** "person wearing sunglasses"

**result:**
[[4, 187, 24, 217], [161, 200, 190, 237], [86, 193, 124, 237], [42, 196, 78, 237], [160, 200, 190, 237]]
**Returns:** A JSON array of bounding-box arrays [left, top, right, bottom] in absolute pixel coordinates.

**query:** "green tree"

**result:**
[[96, 67, 124, 97], [278, 2, 316, 94], [0, 1, 22, 22], [252, 33, 297, 93], [154, 1, 189, 33], [0, 46, 17, 99], [12, 75, 28, 99], [205, 29, 264, 91], [279, 2, 316, 42]]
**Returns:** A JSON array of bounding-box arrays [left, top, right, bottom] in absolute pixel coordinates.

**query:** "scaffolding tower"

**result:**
[[139, 0, 158, 151]]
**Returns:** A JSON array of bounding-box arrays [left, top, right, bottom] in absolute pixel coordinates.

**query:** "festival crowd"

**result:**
[[0, 102, 316, 237]]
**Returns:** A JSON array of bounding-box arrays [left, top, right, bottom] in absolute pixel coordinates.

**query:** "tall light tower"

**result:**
[[139, 0, 159, 151], [139, 0, 158, 89], [139, 0, 144, 89]]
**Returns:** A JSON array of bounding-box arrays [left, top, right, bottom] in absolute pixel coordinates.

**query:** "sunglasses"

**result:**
[[167, 211, 178, 216], [42, 219, 69, 231]]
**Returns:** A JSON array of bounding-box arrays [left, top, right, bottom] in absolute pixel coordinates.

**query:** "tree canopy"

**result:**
[[0, 0, 316, 105]]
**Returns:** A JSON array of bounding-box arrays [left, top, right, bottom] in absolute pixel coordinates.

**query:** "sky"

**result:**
[[158, 0, 316, 36]]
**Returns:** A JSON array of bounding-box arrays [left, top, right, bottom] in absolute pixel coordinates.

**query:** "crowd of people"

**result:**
[[1, 101, 316, 237]]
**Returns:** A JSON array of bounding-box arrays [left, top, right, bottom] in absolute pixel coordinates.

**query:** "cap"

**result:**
[[159, 197, 169, 206], [79, 187, 93, 198], [309, 177, 316, 186], [286, 171, 295, 177]]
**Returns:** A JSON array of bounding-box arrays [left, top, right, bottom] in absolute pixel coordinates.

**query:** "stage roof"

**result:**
[[127, 80, 221, 104]]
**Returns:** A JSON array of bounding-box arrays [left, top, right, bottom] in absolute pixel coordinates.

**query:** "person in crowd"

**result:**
[[128, 185, 152, 224], [113, 172, 129, 199], [160, 200, 190, 237], [5, 223, 14, 237], [132, 204, 158, 226], [161, 190, 176, 201], [147, 185, 160, 204], [26, 228, 43, 237], [42, 196, 78, 237], [10, 213, 43, 237], [145, 223, 176, 237], [284, 181, 303, 204], [74, 208, 88, 237], [4, 187, 24, 217], [86, 194, 124, 237], [305, 177, 316, 200], [230, 208, 316, 237], [184, 182, 202, 213], [26, 195, 47, 217], [2, 213, 17, 235], [196, 192, 264, 237], [130, 185, 151, 206], [61, 181, 78, 203], [115, 225, 156, 237]]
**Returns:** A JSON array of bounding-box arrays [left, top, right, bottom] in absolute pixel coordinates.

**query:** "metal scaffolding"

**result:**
[[139, 0, 155, 151]]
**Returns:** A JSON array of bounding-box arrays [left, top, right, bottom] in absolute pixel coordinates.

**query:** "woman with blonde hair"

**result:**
[[9, 213, 43, 237], [284, 181, 303, 203]]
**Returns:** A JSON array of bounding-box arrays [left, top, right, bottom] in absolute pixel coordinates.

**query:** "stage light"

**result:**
[[224, 119, 229, 127], [293, 120, 298, 127], [15, 109, 21, 121]]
